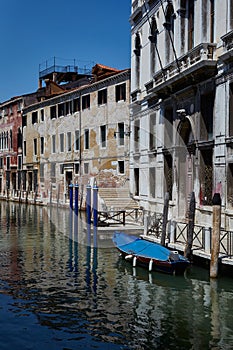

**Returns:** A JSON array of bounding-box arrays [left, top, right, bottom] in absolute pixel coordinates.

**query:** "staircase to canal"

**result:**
[[98, 188, 139, 211]]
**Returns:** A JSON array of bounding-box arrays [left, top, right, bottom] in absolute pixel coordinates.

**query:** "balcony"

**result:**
[[145, 43, 217, 99], [220, 30, 233, 63]]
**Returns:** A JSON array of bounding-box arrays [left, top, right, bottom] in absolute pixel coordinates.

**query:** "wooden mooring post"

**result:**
[[184, 192, 196, 260], [210, 193, 221, 278]]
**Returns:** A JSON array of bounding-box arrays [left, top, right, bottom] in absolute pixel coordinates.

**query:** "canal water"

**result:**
[[0, 202, 233, 350]]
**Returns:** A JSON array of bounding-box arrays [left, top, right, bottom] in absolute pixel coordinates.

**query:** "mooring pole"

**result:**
[[93, 179, 98, 227], [184, 191, 196, 259], [161, 192, 169, 246], [69, 184, 73, 210], [86, 182, 92, 247], [93, 179, 98, 248], [74, 183, 79, 217], [210, 193, 221, 278], [74, 183, 79, 243], [86, 182, 91, 225]]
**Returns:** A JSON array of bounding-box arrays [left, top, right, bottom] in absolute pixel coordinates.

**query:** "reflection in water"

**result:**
[[0, 202, 232, 349]]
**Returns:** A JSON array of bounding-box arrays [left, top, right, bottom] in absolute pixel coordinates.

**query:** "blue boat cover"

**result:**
[[113, 232, 175, 261]]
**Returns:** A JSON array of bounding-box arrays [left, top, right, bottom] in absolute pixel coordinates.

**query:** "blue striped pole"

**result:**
[[93, 180, 98, 227], [74, 183, 79, 216], [93, 179, 98, 248], [86, 182, 91, 226], [69, 184, 73, 210]]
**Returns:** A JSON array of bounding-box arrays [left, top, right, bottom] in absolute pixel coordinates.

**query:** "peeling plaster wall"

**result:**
[[22, 70, 131, 205]]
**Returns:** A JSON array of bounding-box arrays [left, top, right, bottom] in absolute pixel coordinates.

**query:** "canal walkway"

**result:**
[[95, 217, 233, 275]]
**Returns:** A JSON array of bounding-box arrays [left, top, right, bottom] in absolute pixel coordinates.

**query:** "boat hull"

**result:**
[[113, 232, 189, 275]]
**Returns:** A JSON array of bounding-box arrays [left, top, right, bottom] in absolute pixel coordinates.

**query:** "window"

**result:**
[[84, 162, 89, 174], [52, 135, 56, 153], [164, 107, 173, 148], [10, 130, 13, 149], [149, 17, 158, 75], [22, 115, 27, 127], [85, 129, 89, 149], [40, 109, 44, 122], [34, 139, 37, 155], [65, 101, 72, 115], [75, 163, 79, 174], [98, 89, 107, 105], [134, 120, 140, 151], [6, 156, 10, 170], [5, 131, 8, 150], [149, 167, 156, 198], [230, 84, 233, 136], [228, 163, 233, 206], [210, 0, 214, 42], [75, 130, 80, 151], [188, 0, 194, 50], [230, 0, 233, 29], [164, 3, 174, 64], [17, 101, 22, 111], [100, 125, 106, 147], [32, 111, 38, 124], [17, 128, 22, 149], [67, 132, 72, 152], [164, 153, 173, 200], [40, 164, 44, 181], [116, 83, 126, 102], [118, 161, 125, 174], [50, 105, 57, 119], [41, 137, 44, 154], [149, 114, 156, 150], [58, 103, 65, 117], [24, 141, 26, 156], [118, 123, 124, 146], [60, 133, 64, 152], [82, 95, 90, 110], [51, 162, 56, 182], [200, 92, 214, 141], [200, 149, 213, 205], [0, 157, 3, 169], [18, 155, 22, 170], [134, 32, 141, 88], [74, 97, 80, 112], [134, 168, 139, 196]]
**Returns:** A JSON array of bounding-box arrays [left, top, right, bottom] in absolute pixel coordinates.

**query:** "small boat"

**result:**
[[112, 232, 190, 275]]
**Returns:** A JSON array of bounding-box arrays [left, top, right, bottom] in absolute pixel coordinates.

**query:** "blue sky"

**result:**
[[0, 0, 131, 102]]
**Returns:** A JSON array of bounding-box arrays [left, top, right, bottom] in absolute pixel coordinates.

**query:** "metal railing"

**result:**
[[220, 230, 233, 258], [98, 210, 126, 226]]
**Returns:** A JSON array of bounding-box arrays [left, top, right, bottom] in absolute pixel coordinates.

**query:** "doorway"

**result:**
[[177, 118, 194, 218]]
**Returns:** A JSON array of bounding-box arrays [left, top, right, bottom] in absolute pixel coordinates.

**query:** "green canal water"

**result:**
[[0, 201, 232, 349]]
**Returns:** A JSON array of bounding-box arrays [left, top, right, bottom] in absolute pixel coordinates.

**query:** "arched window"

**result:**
[[10, 130, 13, 149], [17, 128, 22, 149], [210, 0, 214, 43], [164, 2, 175, 64], [134, 32, 141, 88], [149, 16, 158, 74], [6, 131, 9, 149], [188, 0, 194, 50]]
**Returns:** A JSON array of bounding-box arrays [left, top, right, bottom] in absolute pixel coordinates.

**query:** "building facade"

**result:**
[[0, 94, 40, 198], [22, 64, 131, 206], [130, 0, 233, 229]]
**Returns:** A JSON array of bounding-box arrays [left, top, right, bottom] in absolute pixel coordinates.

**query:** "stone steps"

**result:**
[[98, 188, 139, 210]]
